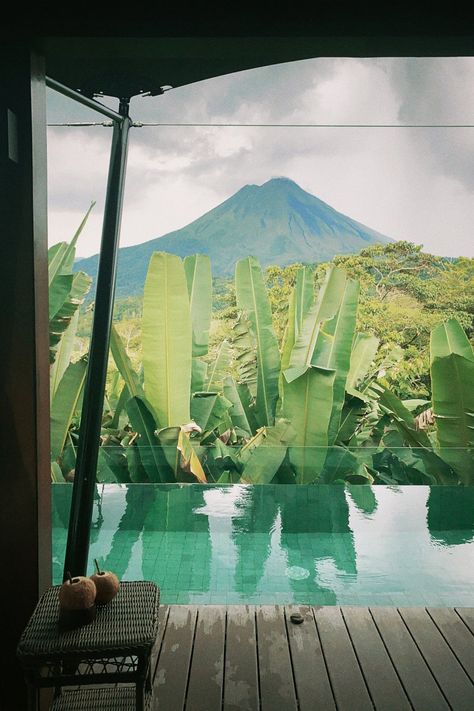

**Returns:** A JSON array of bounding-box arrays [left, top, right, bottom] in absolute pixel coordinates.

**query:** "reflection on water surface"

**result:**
[[52, 484, 474, 606]]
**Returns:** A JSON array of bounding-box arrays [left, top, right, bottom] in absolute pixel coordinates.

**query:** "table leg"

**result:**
[[27, 683, 37, 711], [136, 680, 144, 711]]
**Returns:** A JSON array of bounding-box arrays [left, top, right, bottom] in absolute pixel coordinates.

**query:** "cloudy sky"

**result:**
[[47, 56, 474, 258]]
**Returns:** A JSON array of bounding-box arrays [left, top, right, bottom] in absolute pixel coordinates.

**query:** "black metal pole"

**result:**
[[45, 76, 123, 122], [63, 101, 131, 579]]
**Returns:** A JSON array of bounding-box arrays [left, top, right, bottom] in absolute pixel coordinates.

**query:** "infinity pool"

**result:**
[[52, 484, 474, 606]]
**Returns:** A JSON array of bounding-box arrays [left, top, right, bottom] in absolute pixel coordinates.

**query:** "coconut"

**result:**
[[90, 559, 120, 604], [59, 574, 97, 610]]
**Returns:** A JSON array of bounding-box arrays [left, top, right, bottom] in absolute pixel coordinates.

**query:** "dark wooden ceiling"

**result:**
[[10, 5, 474, 98]]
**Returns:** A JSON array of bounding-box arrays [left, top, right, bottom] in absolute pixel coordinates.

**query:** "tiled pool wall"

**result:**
[[52, 484, 474, 606]]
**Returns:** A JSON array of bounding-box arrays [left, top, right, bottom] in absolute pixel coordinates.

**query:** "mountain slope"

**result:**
[[76, 177, 392, 298]]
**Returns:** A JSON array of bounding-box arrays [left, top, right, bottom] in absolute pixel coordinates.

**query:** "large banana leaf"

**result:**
[[231, 314, 257, 396], [142, 252, 192, 427], [321, 446, 374, 484], [184, 255, 212, 395], [50, 309, 80, 402], [49, 271, 92, 363], [430, 318, 474, 483], [378, 387, 432, 449], [125, 396, 175, 483], [49, 274, 73, 320], [311, 278, 359, 444], [48, 202, 95, 287], [109, 384, 131, 430], [346, 332, 380, 398], [50, 356, 88, 462], [190, 392, 233, 436], [284, 265, 347, 383], [109, 324, 144, 399], [177, 429, 207, 482], [239, 419, 295, 484], [283, 367, 336, 483], [205, 340, 232, 392], [294, 266, 315, 336], [191, 359, 208, 393], [223, 376, 253, 437], [280, 266, 314, 399], [184, 255, 212, 357], [235, 256, 281, 426]]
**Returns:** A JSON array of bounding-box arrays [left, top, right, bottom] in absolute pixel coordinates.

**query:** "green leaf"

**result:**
[[239, 419, 295, 484], [50, 356, 88, 462], [109, 324, 144, 399], [430, 318, 474, 483], [49, 271, 92, 364], [205, 339, 232, 391], [312, 278, 360, 444], [125, 396, 174, 483], [48, 202, 95, 286], [51, 461, 65, 482], [378, 387, 432, 449], [346, 332, 380, 397], [49, 274, 73, 320], [142, 252, 192, 427], [50, 309, 80, 402], [294, 265, 315, 337], [283, 367, 336, 483], [156, 426, 181, 477], [321, 446, 374, 484], [284, 265, 347, 383], [191, 359, 208, 393], [223, 376, 253, 437], [109, 383, 130, 430], [125, 444, 149, 483], [191, 392, 233, 434], [235, 256, 281, 426], [184, 255, 212, 357], [99, 443, 131, 483]]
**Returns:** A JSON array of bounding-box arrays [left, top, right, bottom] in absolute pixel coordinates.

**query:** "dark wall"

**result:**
[[0, 45, 51, 710]]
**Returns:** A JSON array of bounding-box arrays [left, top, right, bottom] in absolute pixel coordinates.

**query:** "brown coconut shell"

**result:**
[[90, 571, 120, 604], [59, 575, 97, 610]]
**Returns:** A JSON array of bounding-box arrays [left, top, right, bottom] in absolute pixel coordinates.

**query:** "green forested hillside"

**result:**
[[76, 177, 392, 298]]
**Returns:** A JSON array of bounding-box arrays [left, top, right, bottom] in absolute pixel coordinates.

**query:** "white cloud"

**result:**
[[47, 57, 474, 258]]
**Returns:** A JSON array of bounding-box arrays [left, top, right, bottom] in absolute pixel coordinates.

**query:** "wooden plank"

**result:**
[[284, 605, 336, 711], [370, 607, 450, 711], [153, 605, 197, 711], [313, 606, 373, 711], [186, 606, 226, 711], [428, 608, 474, 683], [456, 608, 474, 636], [400, 607, 474, 711], [224, 605, 259, 711], [341, 607, 411, 711], [150, 605, 170, 687], [256, 605, 298, 711]]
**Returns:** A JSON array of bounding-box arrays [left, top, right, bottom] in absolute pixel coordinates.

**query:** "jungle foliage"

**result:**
[[50, 232, 474, 487]]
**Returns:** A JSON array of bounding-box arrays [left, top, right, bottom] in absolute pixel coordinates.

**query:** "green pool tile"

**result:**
[[52, 484, 474, 606]]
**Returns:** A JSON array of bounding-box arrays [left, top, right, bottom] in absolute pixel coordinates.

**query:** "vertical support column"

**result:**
[[63, 104, 131, 579], [0, 46, 51, 710]]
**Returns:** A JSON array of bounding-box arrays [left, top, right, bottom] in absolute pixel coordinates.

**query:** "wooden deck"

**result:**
[[149, 605, 474, 711]]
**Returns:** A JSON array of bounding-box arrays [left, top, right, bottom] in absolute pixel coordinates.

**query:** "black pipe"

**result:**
[[63, 102, 131, 578], [46, 76, 123, 122]]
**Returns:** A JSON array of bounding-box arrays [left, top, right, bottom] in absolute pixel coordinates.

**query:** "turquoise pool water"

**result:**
[[52, 484, 474, 606]]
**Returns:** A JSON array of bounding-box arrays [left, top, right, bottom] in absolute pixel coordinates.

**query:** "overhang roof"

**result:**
[[36, 21, 474, 99]]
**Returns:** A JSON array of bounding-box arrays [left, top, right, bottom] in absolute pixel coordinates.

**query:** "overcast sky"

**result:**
[[47, 56, 474, 258]]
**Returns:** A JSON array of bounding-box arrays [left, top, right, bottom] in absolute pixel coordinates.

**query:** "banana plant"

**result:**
[[430, 318, 474, 484], [49, 204, 94, 365], [49, 207, 94, 480], [235, 256, 281, 426]]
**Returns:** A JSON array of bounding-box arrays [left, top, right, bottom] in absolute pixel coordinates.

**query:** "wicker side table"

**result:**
[[17, 581, 160, 711]]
